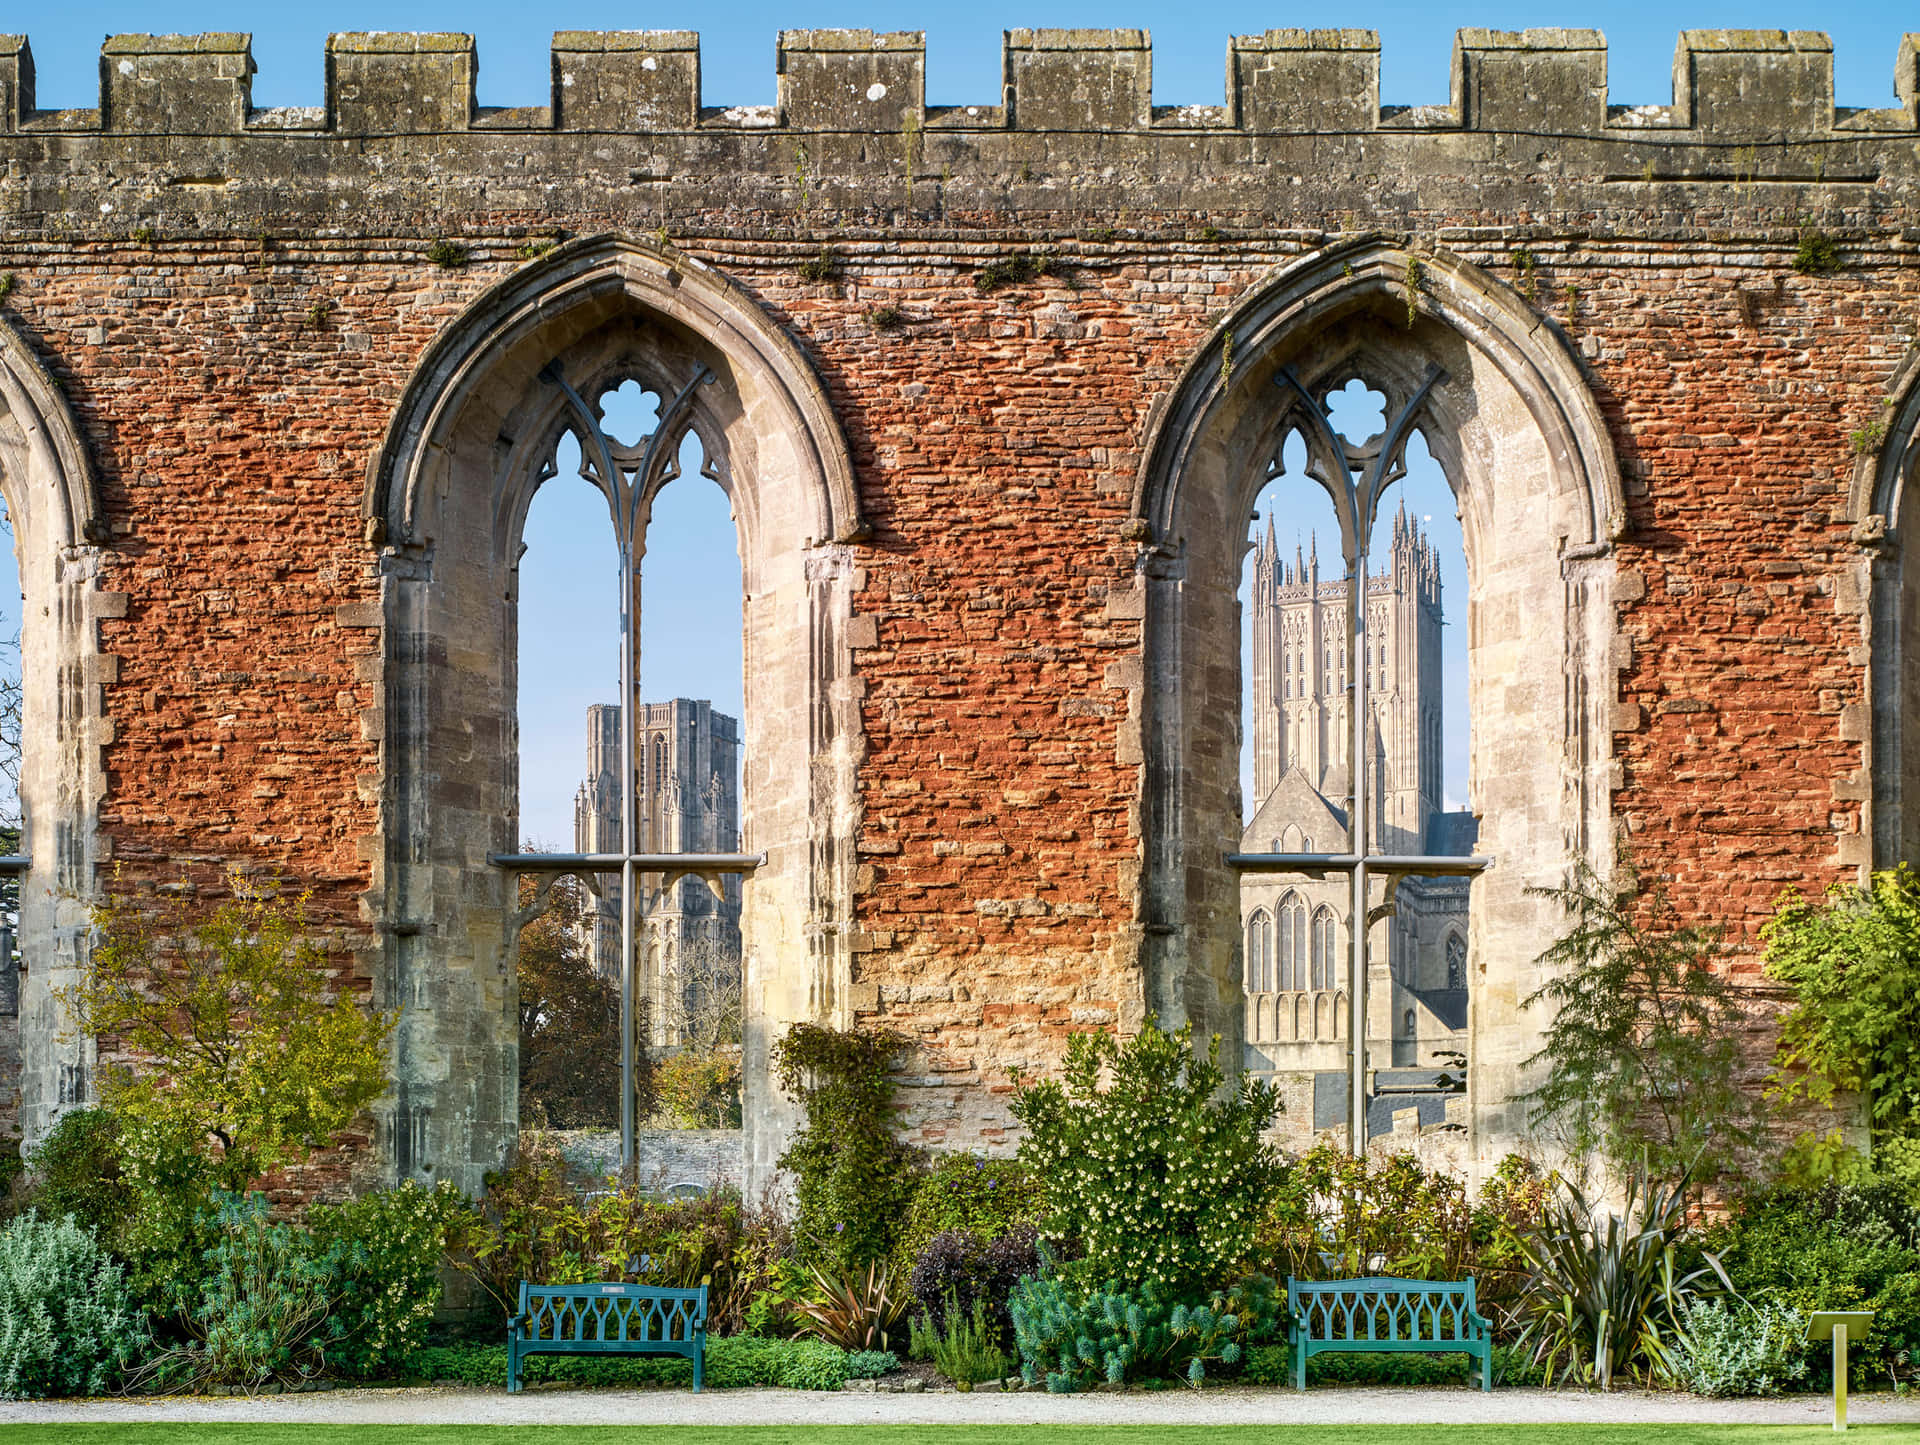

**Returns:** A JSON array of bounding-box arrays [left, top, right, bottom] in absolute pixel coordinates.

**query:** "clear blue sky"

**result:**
[[2, 3, 1911, 839], [9, 4, 1915, 114]]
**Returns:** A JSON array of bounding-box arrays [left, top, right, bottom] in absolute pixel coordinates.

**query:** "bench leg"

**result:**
[[693, 1343, 704, 1393], [1295, 1342, 1306, 1393], [508, 1340, 520, 1394], [1480, 1343, 1492, 1393]]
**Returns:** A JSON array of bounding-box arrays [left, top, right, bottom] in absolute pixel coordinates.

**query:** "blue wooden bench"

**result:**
[[1287, 1275, 1492, 1391], [507, 1281, 707, 1393]]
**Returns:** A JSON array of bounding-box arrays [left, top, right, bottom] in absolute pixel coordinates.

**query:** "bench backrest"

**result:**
[[514, 1281, 708, 1344], [1288, 1276, 1479, 1343]]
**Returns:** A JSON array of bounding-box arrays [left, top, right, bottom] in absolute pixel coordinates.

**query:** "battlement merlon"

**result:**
[[0, 27, 1917, 138]]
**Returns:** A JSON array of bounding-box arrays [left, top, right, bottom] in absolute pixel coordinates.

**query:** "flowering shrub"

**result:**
[[0, 1212, 144, 1399], [1010, 1017, 1280, 1296], [309, 1181, 467, 1376]]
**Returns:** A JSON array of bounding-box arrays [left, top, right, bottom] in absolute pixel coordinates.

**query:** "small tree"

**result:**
[[65, 881, 393, 1191], [1010, 1017, 1281, 1298], [1764, 865, 1920, 1173], [515, 872, 637, 1129], [1521, 859, 1759, 1183]]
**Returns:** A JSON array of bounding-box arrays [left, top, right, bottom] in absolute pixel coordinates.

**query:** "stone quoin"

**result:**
[[0, 25, 1911, 1195]]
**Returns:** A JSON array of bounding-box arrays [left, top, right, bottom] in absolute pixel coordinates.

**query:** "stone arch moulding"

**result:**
[[1127, 236, 1624, 1183], [362, 234, 867, 1197], [0, 314, 114, 1148], [1858, 341, 1920, 870]]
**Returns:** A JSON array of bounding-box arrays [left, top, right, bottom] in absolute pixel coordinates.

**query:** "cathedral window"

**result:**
[[1247, 909, 1272, 992], [1310, 906, 1336, 990], [1446, 932, 1466, 991], [1278, 891, 1307, 990]]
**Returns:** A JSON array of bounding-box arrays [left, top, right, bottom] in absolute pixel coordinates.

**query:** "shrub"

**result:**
[[1513, 1165, 1728, 1390], [146, 1192, 340, 1391], [0, 1212, 144, 1398], [449, 1139, 789, 1335], [18, 1108, 131, 1241], [892, 1153, 1041, 1276], [308, 1181, 467, 1376], [772, 1024, 920, 1269], [1765, 867, 1920, 1160], [401, 1336, 851, 1389], [1668, 1297, 1808, 1397], [1520, 858, 1760, 1183], [1254, 1143, 1473, 1283], [1706, 1181, 1920, 1384], [912, 1294, 1012, 1387], [1011, 1017, 1280, 1297], [1010, 1272, 1279, 1390], [654, 1049, 742, 1129], [66, 881, 393, 1192], [907, 1223, 1038, 1338], [1242, 1341, 1546, 1388]]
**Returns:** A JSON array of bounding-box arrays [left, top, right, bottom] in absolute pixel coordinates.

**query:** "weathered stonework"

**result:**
[[0, 25, 1911, 1188]]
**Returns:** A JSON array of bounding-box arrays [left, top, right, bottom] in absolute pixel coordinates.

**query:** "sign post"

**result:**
[[1806, 1312, 1874, 1431]]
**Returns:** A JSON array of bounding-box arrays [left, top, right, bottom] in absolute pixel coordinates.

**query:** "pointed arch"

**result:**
[[360, 234, 864, 1195], [0, 317, 111, 1145], [1858, 342, 1920, 869], [1129, 237, 1623, 1180]]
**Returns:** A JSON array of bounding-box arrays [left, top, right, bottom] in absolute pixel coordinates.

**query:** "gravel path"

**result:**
[[4, 1385, 1919, 1427]]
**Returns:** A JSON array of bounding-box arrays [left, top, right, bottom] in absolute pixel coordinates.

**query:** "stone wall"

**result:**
[[0, 25, 1910, 1188]]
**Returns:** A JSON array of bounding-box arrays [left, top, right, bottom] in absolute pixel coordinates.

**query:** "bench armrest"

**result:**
[[1468, 1311, 1493, 1334]]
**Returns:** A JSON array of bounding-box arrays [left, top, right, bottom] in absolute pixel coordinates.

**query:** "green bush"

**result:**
[[892, 1153, 1040, 1275], [1766, 866, 1920, 1165], [1010, 1017, 1281, 1297], [448, 1137, 788, 1334], [1256, 1142, 1474, 1282], [772, 1024, 921, 1270], [170, 1192, 339, 1390], [1668, 1298, 1808, 1397], [1520, 859, 1760, 1183], [309, 1181, 467, 1376], [399, 1336, 851, 1389], [0, 1212, 145, 1398], [1241, 1341, 1545, 1388], [1009, 1272, 1279, 1390], [18, 1110, 130, 1242], [1707, 1182, 1919, 1385]]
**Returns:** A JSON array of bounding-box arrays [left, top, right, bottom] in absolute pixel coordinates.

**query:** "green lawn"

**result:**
[[6, 1429, 1920, 1444]]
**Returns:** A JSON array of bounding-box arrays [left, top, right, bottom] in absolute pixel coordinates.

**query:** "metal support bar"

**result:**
[[1227, 853, 1492, 879], [0, 856, 27, 875]]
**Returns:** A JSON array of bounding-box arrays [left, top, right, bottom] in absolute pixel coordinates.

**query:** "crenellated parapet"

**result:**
[[0, 26, 1914, 139]]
